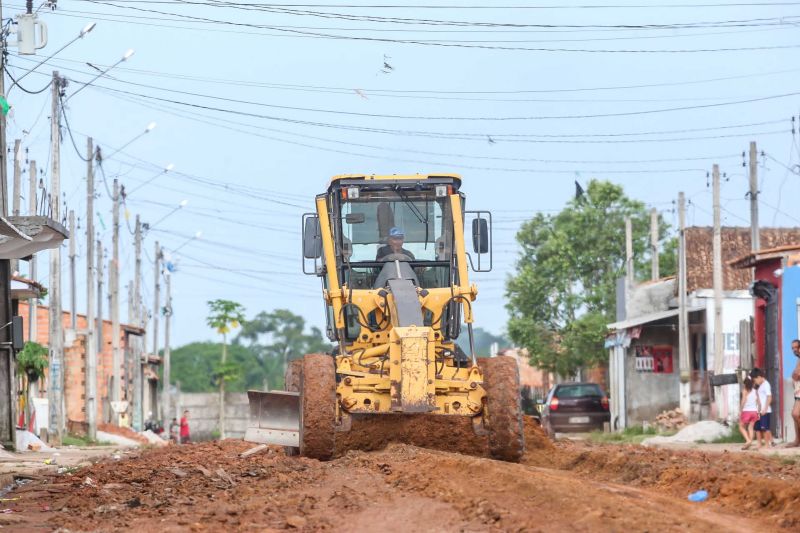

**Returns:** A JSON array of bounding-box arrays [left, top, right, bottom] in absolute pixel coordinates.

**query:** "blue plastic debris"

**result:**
[[688, 490, 708, 502]]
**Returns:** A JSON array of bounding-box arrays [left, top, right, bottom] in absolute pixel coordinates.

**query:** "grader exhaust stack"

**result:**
[[245, 174, 525, 462]]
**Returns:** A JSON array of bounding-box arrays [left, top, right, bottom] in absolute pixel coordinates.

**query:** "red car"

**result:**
[[541, 382, 610, 437]]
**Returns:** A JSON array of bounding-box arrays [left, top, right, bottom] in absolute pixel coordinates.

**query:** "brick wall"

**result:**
[[18, 301, 135, 425]]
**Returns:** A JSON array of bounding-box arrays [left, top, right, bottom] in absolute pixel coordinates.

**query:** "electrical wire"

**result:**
[[59, 102, 93, 162], [3, 66, 52, 94]]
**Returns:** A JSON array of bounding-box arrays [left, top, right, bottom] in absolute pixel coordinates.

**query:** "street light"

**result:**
[[126, 163, 174, 196], [8, 22, 97, 94], [173, 230, 202, 254], [64, 47, 134, 103], [103, 121, 156, 161], [150, 199, 188, 230]]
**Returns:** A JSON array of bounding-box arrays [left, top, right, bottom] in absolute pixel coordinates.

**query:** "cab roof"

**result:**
[[327, 173, 462, 192]]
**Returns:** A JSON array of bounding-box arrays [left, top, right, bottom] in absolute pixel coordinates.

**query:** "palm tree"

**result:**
[[206, 299, 245, 439]]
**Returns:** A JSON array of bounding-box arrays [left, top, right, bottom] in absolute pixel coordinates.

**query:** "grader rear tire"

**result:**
[[478, 356, 525, 462], [299, 354, 336, 460], [284, 359, 304, 457]]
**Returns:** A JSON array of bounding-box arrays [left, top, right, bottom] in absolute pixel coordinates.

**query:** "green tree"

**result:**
[[235, 309, 330, 389], [168, 342, 261, 393], [206, 299, 246, 439], [506, 180, 673, 377], [455, 327, 510, 357]]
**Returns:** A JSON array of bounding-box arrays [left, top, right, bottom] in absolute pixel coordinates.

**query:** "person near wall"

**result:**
[[739, 377, 759, 450], [750, 368, 773, 449], [180, 410, 191, 444], [787, 340, 800, 448]]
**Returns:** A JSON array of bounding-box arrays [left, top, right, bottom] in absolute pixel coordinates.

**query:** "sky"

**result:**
[[2, 0, 800, 348]]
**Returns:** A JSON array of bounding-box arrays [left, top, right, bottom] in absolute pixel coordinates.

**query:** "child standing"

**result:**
[[739, 377, 759, 450], [751, 368, 773, 449]]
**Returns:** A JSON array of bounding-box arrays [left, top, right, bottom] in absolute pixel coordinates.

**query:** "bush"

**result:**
[[16, 341, 48, 381]]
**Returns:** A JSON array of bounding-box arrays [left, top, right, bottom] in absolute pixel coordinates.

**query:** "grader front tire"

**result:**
[[299, 354, 336, 460], [478, 356, 525, 462]]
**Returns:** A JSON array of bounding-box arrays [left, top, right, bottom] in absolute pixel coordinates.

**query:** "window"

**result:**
[[555, 384, 604, 398], [340, 189, 452, 263]]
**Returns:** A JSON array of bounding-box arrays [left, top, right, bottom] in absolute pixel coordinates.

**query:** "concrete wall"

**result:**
[[173, 392, 250, 441], [625, 327, 680, 425]]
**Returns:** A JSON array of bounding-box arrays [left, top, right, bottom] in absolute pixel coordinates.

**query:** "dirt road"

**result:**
[[2, 422, 798, 532]]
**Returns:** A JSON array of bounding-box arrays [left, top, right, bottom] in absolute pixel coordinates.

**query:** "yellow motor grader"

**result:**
[[246, 174, 525, 462]]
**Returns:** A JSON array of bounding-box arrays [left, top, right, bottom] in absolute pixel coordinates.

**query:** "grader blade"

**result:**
[[244, 390, 300, 447]]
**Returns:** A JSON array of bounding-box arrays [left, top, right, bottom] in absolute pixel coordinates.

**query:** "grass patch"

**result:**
[[588, 426, 665, 444], [61, 434, 111, 447], [708, 431, 747, 444]]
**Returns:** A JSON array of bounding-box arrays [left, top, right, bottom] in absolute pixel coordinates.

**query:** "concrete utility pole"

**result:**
[[68, 210, 76, 329], [712, 165, 724, 377], [152, 241, 160, 356], [0, 10, 11, 446], [96, 240, 104, 354], [28, 160, 37, 343], [650, 208, 659, 281], [624, 216, 634, 286], [133, 216, 143, 430], [111, 179, 121, 406], [678, 192, 691, 416], [47, 71, 64, 443], [749, 141, 760, 253], [85, 138, 97, 441], [11, 140, 21, 275], [162, 271, 172, 422]]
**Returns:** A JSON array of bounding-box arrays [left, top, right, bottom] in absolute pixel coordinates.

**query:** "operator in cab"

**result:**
[[376, 227, 416, 261]]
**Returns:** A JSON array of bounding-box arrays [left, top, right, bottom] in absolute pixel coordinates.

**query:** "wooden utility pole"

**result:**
[[678, 192, 691, 415], [650, 208, 659, 281], [111, 179, 121, 406], [749, 141, 760, 253], [133, 216, 143, 430], [47, 71, 64, 443], [162, 272, 172, 421], [28, 160, 37, 343], [68, 210, 76, 329], [624, 216, 633, 286], [712, 165, 724, 377], [152, 242, 160, 356], [85, 138, 97, 441]]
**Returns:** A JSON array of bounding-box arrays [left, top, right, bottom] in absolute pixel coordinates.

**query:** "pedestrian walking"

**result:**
[[750, 368, 773, 449], [180, 409, 191, 444], [739, 377, 759, 450]]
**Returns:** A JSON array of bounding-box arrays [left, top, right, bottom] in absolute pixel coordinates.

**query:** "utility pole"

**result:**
[[68, 210, 76, 329], [47, 71, 64, 443], [0, 6, 10, 447], [678, 192, 691, 416], [28, 160, 37, 343], [96, 240, 104, 354], [152, 241, 160, 356], [749, 141, 760, 253], [11, 140, 21, 275], [712, 165, 724, 378], [624, 216, 633, 286], [162, 271, 172, 422], [85, 138, 96, 441], [650, 208, 659, 281], [111, 179, 121, 407], [133, 216, 143, 430]]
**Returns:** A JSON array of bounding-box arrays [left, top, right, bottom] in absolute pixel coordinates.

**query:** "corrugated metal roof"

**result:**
[[607, 306, 704, 331]]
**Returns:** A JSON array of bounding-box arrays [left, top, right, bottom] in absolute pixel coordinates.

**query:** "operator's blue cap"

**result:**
[[388, 227, 405, 238]]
